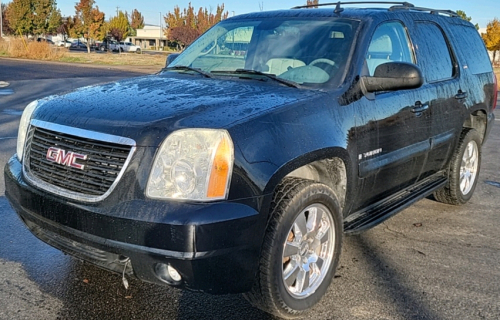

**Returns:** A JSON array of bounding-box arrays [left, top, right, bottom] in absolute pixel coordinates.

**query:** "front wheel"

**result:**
[[434, 128, 482, 205], [244, 178, 342, 318]]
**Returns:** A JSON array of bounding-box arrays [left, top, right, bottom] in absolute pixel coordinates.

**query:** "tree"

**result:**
[[5, 0, 61, 37], [5, 0, 32, 36], [2, 2, 13, 35], [33, 0, 61, 36], [482, 18, 500, 63], [129, 8, 144, 36], [456, 10, 479, 30], [306, 0, 319, 8], [165, 3, 228, 49], [73, 0, 105, 53], [108, 10, 129, 41]]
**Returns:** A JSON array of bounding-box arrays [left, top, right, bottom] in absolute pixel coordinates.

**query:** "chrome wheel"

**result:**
[[460, 140, 479, 195], [282, 203, 335, 299]]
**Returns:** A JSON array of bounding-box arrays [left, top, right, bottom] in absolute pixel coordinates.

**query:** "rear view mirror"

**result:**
[[166, 53, 180, 67], [362, 62, 423, 92]]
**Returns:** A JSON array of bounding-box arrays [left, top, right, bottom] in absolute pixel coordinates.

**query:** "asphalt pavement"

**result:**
[[0, 58, 499, 320]]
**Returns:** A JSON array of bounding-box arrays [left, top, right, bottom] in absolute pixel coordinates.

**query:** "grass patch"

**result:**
[[0, 36, 169, 68], [58, 51, 167, 66]]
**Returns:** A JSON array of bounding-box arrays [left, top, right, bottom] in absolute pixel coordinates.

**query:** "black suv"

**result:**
[[5, 2, 497, 318]]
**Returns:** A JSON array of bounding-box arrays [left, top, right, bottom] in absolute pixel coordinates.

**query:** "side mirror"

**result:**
[[166, 53, 180, 67], [362, 62, 423, 92]]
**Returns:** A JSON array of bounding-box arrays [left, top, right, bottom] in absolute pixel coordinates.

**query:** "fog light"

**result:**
[[155, 263, 182, 283], [167, 265, 182, 282]]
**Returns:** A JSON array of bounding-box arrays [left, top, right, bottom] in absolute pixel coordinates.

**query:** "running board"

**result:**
[[344, 174, 447, 234]]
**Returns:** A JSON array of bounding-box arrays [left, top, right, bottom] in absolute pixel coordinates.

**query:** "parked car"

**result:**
[[99, 40, 119, 52], [36, 38, 54, 45], [56, 40, 72, 48], [70, 41, 88, 49], [5, 2, 497, 319], [118, 41, 141, 53]]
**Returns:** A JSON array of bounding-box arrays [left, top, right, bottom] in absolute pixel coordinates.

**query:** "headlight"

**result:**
[[146, 129, 234, 201], [16, 100, 39, 162]]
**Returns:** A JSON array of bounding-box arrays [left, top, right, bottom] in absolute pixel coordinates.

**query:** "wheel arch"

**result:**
[[463, 109, 488, 144], [263, 147, 354, 217]]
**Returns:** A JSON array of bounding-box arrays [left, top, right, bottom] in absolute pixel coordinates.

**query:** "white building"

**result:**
[[130, 25, 168, 50]]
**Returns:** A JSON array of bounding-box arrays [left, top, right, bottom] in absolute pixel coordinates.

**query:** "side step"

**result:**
[[344, 174, 447, 234]]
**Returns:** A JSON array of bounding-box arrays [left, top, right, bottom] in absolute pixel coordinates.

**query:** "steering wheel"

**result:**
[[309, 58, 335, 67]]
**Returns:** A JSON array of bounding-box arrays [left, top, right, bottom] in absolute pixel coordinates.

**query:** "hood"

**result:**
[[33, 73, 319, 146]]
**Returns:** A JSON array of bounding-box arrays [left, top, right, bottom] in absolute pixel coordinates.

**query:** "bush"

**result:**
[[1, 37, 65, 60]]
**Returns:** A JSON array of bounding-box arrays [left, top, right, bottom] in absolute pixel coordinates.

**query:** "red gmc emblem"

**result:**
[[46, 147, 88, 170]]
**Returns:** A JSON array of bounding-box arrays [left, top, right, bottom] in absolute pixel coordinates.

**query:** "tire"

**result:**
[[434, 129, 482, 205], [244, 178, 343, 318]]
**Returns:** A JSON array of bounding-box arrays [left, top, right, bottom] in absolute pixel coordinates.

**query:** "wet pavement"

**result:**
[[0, 58, 499, 319]]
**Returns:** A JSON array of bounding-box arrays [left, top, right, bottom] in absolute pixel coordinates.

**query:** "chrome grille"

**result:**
[[24, 120, 136, 202]]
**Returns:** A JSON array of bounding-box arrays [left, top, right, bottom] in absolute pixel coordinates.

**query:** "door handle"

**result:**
[[411, 101, 429, 114], [455, 91, 468, 99]]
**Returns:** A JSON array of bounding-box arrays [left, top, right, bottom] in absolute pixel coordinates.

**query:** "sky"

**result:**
[[55, 0, 499, 29]]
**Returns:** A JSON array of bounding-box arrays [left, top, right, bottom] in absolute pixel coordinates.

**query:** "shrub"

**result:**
[[1, 37, 65, 60]]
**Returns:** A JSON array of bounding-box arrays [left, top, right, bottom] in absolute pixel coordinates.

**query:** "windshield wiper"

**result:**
[[213, 69, 300, 88], [164, 66, 212, 78]]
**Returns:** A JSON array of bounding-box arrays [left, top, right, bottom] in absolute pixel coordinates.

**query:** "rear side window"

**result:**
[[413, 22, 454, 83], [448, 25, 493, 74]]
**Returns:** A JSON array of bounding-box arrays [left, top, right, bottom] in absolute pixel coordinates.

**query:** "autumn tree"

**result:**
[[456, 10, 479, 30], [129, 9, 144, 36], [72, 0, 105, 53], [2, 2, 13, 35], [165, 3, 228, 49], [306, 0, 319, 8], [482, 18, 500, 63], [108, 10, 129, 41]]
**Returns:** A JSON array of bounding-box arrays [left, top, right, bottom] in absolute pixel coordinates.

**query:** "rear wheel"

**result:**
[[244, 178, 342, 318], [434, 129, 482, 205]]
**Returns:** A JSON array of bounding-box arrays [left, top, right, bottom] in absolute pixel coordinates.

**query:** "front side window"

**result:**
[[168, 18, 360, 88], [366, 21, 415, 76]]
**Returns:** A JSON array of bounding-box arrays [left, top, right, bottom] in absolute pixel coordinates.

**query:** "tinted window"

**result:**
[[447, 24, 493, 74], [413, 22, 454, 82], [366, 21, 414, 76]]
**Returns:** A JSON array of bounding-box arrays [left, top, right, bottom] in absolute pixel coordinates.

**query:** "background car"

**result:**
[[70, 41, 88, 50], [118, 41, 141, 53], [56, 40, 72, 48]]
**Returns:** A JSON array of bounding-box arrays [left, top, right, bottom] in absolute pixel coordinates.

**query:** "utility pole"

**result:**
[[116, 6, 119, 16], [159, 12, 162, 49]]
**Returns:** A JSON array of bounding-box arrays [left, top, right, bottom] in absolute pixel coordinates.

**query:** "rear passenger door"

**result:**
[[408, 21, 463, 178], [356, 21, 433, 206]]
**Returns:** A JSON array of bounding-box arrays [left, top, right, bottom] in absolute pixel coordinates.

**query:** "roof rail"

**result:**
[[291, 2, 459, 18], [389, 5, 459, 17], [292, 1, 415, 12]]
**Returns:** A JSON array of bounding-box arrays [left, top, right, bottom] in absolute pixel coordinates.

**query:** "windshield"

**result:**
[[168, 17, 359, 89]]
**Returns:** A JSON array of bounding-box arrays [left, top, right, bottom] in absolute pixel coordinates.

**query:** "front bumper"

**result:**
[[5, 156, 266, 294]]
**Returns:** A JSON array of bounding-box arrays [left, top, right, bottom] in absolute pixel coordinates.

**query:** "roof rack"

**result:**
[[292, 1, 415, 12], [389, 5, 459, 17], [291, 1, 459, 17]]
